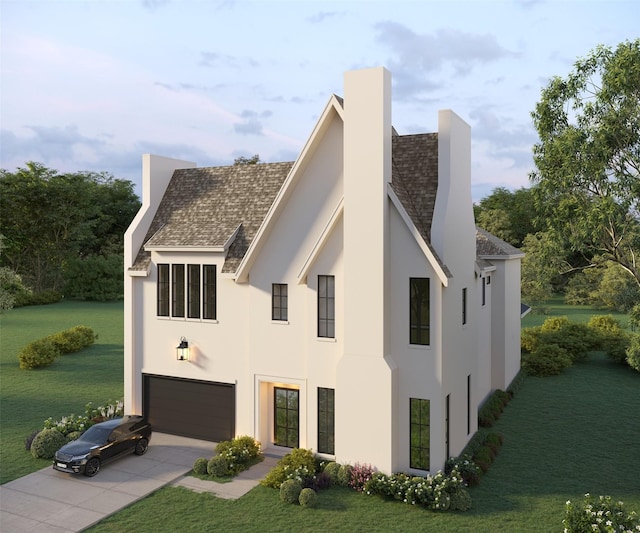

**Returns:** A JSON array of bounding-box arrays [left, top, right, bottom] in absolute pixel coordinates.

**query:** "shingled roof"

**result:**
[[476, 227, 524, 258]]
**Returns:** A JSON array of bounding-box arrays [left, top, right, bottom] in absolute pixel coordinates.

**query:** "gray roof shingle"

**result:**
[[476, 227, 524, 258]]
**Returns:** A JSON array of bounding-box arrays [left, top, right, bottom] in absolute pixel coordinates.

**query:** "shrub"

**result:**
[[522, 344, 572, 376], [261, 448, 317, 488], [305, 470, 331, 491], [44, 413, 92, 436], [214, 435, 261, 475], [523, 318, 599, 362], [323, 461, 341, 484], [473, 446, 493, 473], [85, 399, 124, 422], [30, 428, 67, 459], [484, 432, 504, 455], [626, 334, 640, 372], [349, 462, 376, 492], [279, 479, 302, 504], [48, 325, 96, 353], [193, 457, 208, 475], [298, 487, 318, 507], [337, 463, 353, 487], [630, 304, 640, 332], [449, 487, 473, 511], [563, 494, 640, 533], [207, 455, 230, 477], [24, 430, 39, 451], [66, 431, 82, 442], [588, 315, 631, 363], [14, 289, 63, 307], [445, 455, 481, 487], [478, 389, 510, 427], [18, 338, 61, 369]]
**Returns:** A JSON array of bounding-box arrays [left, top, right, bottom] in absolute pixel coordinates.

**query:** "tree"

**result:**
[[520, 231, 568, 307], [530, 39, 640, 287], [233, 154, 261, 165], [474, 187, 541, 248]]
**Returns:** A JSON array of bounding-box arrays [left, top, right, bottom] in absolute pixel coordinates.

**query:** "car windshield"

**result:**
[[78, 425, 112, 445]]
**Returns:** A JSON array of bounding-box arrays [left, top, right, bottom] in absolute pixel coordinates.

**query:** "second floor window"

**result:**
[[172, 264, 185, 317], [272, 283, 288, 321], [156, 263, 216, 320], [410, 278, 430, 345], [318, 275, 335, 338]]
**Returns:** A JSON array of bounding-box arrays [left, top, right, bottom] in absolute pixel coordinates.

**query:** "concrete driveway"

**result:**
[[0, 433, 216, 532]]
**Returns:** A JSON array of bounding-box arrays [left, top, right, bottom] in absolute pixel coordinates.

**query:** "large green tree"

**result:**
[[0, 162, 140, 296], [530, 39, 640, 287]]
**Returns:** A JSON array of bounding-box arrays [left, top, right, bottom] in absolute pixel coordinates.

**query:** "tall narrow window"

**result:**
[[467, 374, 471, 435], [171, 264, 185, 317], [318, 388, 335, 454], [274, 387, 299, 448], [410, 278, 430, 345], [482, 277, 486, 306], [187, 264, 201, 318], [462, 287, 468, 325], [318, 275, 335, 338], [272, 283, 288, 321], [410, 398, 430, 470], [445, 394, 450, 460], [203, 265, 216, 320], [157, 264, 169, 317]]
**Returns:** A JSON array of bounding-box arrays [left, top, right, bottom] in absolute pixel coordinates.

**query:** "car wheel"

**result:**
[[134, 438, 149, 456], [84, 458, 100, 477]]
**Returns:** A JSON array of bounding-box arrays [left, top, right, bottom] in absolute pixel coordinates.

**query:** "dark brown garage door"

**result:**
[[143, 374, 235, 442]]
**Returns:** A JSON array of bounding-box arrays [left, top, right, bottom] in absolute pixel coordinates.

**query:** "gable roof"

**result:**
[[476, 227, 524, 259], [130, 162, 293, 273]]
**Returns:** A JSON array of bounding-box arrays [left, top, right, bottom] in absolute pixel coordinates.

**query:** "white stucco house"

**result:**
[[124, 67, 523, 474]]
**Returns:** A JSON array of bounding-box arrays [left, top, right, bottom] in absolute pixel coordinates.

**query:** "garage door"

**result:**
[[143, 374, 235, 442]]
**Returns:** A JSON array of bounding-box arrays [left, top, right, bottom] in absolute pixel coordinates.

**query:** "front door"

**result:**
[[274, 387, 299, 448]]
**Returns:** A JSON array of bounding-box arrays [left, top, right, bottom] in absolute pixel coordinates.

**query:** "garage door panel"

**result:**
[[143, 375, 235, 442]]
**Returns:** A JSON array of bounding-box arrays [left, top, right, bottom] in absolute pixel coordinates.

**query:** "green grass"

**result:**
[[522, 296, 631, 328], [87, 319, 640, 532], [0, 300, 124, 484]]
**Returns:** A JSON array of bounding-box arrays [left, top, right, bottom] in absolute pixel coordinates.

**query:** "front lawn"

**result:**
[[0, 300, 124, 484]]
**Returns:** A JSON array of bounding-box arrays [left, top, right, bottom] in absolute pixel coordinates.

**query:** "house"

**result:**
[[123, 67, 523, 475]]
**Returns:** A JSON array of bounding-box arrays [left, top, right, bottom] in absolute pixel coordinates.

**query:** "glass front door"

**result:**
[[274, 387, 299, 448]]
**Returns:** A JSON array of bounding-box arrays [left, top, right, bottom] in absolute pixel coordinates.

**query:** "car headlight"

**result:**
[[71, 453, 90, 462]]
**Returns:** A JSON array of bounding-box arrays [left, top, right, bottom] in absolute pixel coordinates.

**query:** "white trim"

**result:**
[[387, 185, 450, 287], [297, 198, 344, 284]]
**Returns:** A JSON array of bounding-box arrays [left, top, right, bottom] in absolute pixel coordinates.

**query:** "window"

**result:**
[[445, 394, 450, 460], [171, 264, 185, 317], [318, 275, 335, 338], [274, 387, 299, 448], [410, 398, 430, 470], [318, 388, 335, 454], [203, 265, 216, 320], [156, 263, 216, 320], [272, 283, 288, 321], [467, 374, 471, 435], [462, 287, 467, 325], [482, 277, 486, 306], [487, 275, 491, 285], [187, 264, 201, 318], [410, 278, 430, 345]]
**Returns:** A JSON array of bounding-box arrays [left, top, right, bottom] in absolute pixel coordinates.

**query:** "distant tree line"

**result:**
[[0, 162, 141, 305]]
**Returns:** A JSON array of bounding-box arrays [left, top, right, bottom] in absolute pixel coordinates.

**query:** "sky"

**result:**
[[1, 0, 638, 201]]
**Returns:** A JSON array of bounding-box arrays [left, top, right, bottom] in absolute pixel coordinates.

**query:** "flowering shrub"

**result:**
[[212, 435, 262, 476], [349, 462, 376, 492], [42, 399, 124, 438], [563, 494, 640, 532], [364, 467, 470, 512], [261, 448, 318, 488], [445, 455, 481, 486]]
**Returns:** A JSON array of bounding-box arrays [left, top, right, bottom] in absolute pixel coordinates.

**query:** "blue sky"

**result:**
[[1, 0, 638, 201]]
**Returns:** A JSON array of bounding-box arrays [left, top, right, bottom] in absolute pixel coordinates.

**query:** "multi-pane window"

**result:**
[[318, 388, 335, 454], [187, 264, 201, 319], [272, 283, 288, 321], [203, 265, 216, 320], [274, 387, 299, 448], [172, 264, 185, 317], [462, 287, 467, 325], [157, 264, 170, 317], [318, 275, 335, 338], [410, 278, 430, 345], [156, 263, 216, 320], [410, 398, 430, 470]]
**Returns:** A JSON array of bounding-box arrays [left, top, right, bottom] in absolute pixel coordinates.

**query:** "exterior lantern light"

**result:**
[[176, 337, 190, 361]]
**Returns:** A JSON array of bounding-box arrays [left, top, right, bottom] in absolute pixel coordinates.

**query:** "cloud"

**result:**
[[307, 11, 346, 24], [233, 109, 272, 136], [375, 22, 515, 99]]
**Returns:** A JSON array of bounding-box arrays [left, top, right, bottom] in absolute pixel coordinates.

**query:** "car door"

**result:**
[[101, 425, 130, 461]]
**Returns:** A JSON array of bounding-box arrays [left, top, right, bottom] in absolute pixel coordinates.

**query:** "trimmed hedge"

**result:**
[[279, 479, 302, 504], [298, 487, 318, 507], [30, 428, 67, 459], [18, 325, 96, 369]]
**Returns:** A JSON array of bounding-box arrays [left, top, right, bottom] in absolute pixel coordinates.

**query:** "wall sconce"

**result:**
[[176, 337, 190, 361]]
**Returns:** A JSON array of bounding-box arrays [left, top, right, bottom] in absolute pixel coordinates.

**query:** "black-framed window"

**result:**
[[482, 277, 486, 306], [410, 398, 430, 470], [203, 264, 216, 320], [171, 264, 185, 317], [187, 264, 201, 319], [462, 287, 467, 325], [486, 275, 491, 285], [272, 283, 288, 321], [274, 387, 299, 448], [157, 264, 169, 317], [467, 374, 471, 435], [318, 275, 335, 338], [318, 388, 335, 454], [445, 394, 450, 460], [410, 278, 430, 345]]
